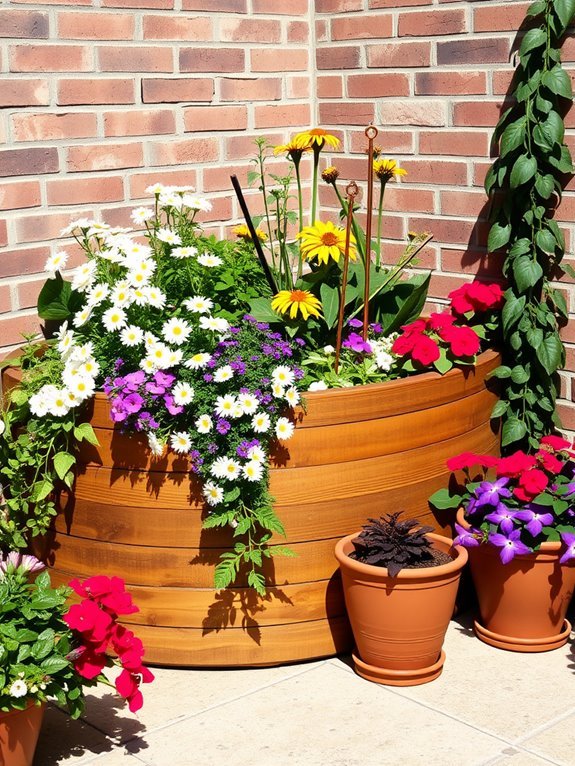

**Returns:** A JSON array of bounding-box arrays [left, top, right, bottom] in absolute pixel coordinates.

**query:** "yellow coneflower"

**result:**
[[297, 221, 357, 266], [321, 166, 340, 185], [233, 223, 267, 242], [294, 127, 340, 150], [373, 158, 407, 182], [273, 135, 312, 161], [271, 289, 322, 320]]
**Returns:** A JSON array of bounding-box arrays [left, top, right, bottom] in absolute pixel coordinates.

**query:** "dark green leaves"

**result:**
[[37, 274, 83, 321], [500, 118, 526, 156], [542, 66, 573, 99], [487, 221, 512, 252], [554, 0, 575, 31], [510, 154, 537, 188], [519, 27, 547, 57]]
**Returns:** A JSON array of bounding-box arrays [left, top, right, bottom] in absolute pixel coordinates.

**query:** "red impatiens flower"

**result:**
[[540, 434, 573, 452], [513, 468, 549, 502], [440, 324, 481, 357], [411, 334, 440, 365], [449, 281, 504, 316], [115, 666, 155, 713], [536, 450, 565, 475], [72, 647, 108, 680], [428, 312, 456, 332], [70, 575, 139, 617], [446, 452, 499, 471], [496, 451, 538, 478], [64, 599, 113, 644]]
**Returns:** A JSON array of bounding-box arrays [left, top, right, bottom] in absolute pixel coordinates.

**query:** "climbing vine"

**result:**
[[486, 0, 575, 450]]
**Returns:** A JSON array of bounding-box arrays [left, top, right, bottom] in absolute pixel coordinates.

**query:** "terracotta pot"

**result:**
[[0, 703, 45, 766], [3, 350, 499, 668], [334, 532, 467, 686], [457, 509, 575, 652]]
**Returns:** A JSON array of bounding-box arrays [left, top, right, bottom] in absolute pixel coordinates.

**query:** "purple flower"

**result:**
[[515, 507, 554, 537], [560, 532, 575, 564], [124, 370, 145, 388], [146, 381, 166, 395], [0, 552, 45, 575], [203, 373, 213, 383], [114, 358, 124, 372], [565, 482, 575, 497], [490, 530, 531, 564], [164, 394, 184, 416], [474, 477, 512, 508], [453, 522, 480, 548], [207, 442, 218, 454], [370, 322, 383, 335], [343, 332, 372, 354], [216, 419, 231, 435], [124, 393, 145, 415], [110, 397, 128, 423], [348, 318, 363, 329], [485, 506, 521, 535], [155, 371, 175, 388]]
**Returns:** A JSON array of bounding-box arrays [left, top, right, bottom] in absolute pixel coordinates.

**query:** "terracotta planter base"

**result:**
[[473, 618, 572, 653], [352, 650, 446, 687]]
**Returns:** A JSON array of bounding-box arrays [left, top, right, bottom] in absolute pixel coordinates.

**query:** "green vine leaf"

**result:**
[[555, 0, 575, 30], [541, 66, 573, 99], [519, 27, 547, 56], [487, 221, 512, 252], [536, 333, 564, 374], [510, 154, 537, 188], [500, 118, 526, 156]]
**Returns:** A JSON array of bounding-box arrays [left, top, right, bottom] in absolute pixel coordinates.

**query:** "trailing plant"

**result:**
[[485, 0, 575, 450]]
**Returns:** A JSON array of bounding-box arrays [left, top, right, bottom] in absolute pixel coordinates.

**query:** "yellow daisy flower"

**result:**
[[297, 220, 357, 265], [294, 127, 340, 150], [233, 223, 267, 242], [373, 159, 407, 182], [271, 289, 322, 321], [273, 135, 312, 157]]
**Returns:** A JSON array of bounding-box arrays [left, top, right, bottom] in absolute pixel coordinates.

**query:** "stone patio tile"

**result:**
[[518, 711, 575, 766], [76, 752, 145, 766], [80, 659, 327, 742], [481, 749, 564, 766], [125, 662, 506, 766], [369, 613, 575, 740], [33, 705, 118, 766]]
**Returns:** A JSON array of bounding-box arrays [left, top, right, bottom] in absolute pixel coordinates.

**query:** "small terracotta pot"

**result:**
[[457, 509, 575, 652], [334, 532, 467, 686], [0, 702, 45, 766]]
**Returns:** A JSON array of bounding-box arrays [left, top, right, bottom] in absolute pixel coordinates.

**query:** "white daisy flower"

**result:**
[[323, 345, 335, 354], [132, 288, 149, 307], [70, 342, 94, 362], [183, 295, 213, 314], [271, 382, 285, 399], [285, 387, 300, 406], [199, 316, 229, 333], [158, 192, 184, 209], [29, 386, 56, 417], [162, 318, 192, 346], [214, 365, 234, 383], [111, 283, 133, 308], [168, 349, 183, 367], [67, 375, 95, 402], [121, 241, 154, 265], [210, 457, 241, 481], [238, 393, 259, 415], [247, 445, 266, 462], [156, 228, 182, 245], [147, 432, 166, 457], [131, 207, 155, 224], [86, 283, 110, 306], [144, 332, 159, 350], [45, 250, 68, 275], [195, 414, 213, 434], [184, 195, 212, 212], [102, 306, 127, 332], [203, 480, 223, 506], [72, 306, 92, 328], [77, 358, 100, 379], [243, 460, 264, 482], [60, 218, 95, 236], [172, 381, 194, 405], [148, 342, 172, 369], [184, 352, 212, 369], [308, 381, 328, 391], [9, 680, 28, 698], [140, 357, 157, 374], [171, 246, 198, 259], [47, 388, 72, 417], [272, 365, 295, 387], [71, 261, 97, 292], [275, 417, 295, 441], [146, 182, 166, 195], [120, 325, 144, 347], [56, 323, 75, 359], [251, 412, 271, 433], [127, 261, 155, 287], [170, 431, 192, 454], [197, 253, 222, 268], [214, 394, 238, 418]]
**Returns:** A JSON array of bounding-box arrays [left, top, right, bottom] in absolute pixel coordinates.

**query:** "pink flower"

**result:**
[[64, 599, 113, 644], [72, 647, 108, 680]]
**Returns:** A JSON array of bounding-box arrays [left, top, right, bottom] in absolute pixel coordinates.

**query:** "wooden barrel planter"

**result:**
[[3, 350, 500, 667]]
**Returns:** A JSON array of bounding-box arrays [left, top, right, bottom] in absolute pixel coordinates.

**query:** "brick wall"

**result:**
[[0, 0, 313, 348], [314, 0, 575, 432]]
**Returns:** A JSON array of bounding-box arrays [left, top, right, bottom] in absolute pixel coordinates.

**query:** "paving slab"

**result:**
[[33, 705, 117, 766], [518, 711, 575, 766], [483, 752, 563, 766]]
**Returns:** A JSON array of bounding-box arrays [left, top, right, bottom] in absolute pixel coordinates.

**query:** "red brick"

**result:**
[[183, 105, 247, 132], [350, 129, 415, 155], [420, 130, 490, 158], [317, 75, 343, 98], [440, 247, 502, 279], [319, 101, 375, 126], [370, 0, 431, 6], [288, 21, 309, 43], [220, 18, 281, 43], [492, 69, 515, 96], [142, 77, 213, 104], [129, 168, 198, 199], [440, 190, 488, 219], [287, 76, 310, 99], [556, 403, 575, 431], [0, 315, 41, 348], [203, 164, 250, 192], [46, 175, 125, 205], [415, 71, 487, 96], [0, 78, 49, 106], [437, 38, 511, 66], [11, 112, 97, 141], [225, 133, 283, 161], [16, 211, 91, 244], [367, 41, 431, 68], [142, 15, 212, 40], [11, 0, 91, 5], [381, 100, 446, 127], [428, 273, 470, 300], [67, 142, 144, 172], [0, 285, 12, 314], [453, 101, 506, 128], [384, 186, 434, 214], [402, 160, 468, 186], [220, 77, 281, 102], [315, 19, 328, 42], [182, 0, 246, 10], [474, 2, 530, 33], [104, 109, 176, 137], [149, 137, 219, 166], [316, 0, 362, 10], [252, 0, 308, 12], [1, 148, 58, 177], [332, 14, 393, 40], [0, 10, 49, 38], [316, 46, 361, 70], [347, 73, 410, 98], [17, 280, 45, 311], [99, 46, 172, 72], [0, 182, 41, 211], [58, 11, 134, 39], [0, 219, 7, 247], [102, 0, 173, 7], [0, 246, 49, 278], [251, 48, 308, 72], [399, 8, 466, 36], [472, 161, 492, 188], [10, 44, 93, 72], [180, 47, 245, 73], [254, 103, 311, 129]]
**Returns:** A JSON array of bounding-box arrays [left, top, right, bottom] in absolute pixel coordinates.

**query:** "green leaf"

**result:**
[[491, 400, 509, 418], [428, 488, 461, 510], [487, 221, 512, 252], [542, 66, 573, 99], [489, 365, 512, 379], [502, 417, 527, 447], [247, 570, 266, 595], [526, 0, 545, 16], [510, 154, 537, 188], [535, 229, 558, 255], [31, 479, 53, 503], [526, 327, 543, 348], [40, 656, 70, 673], [555, 0, 575, 30], [73, 422, 99, 446], [534, 173, 555, 199], [512, 256, 543, 293], [511, 366, 530, 384], [247, 296, 282, 324], [537, 333, 564, 374], [519, 27, 547, 56], [53, 452, 75, 482], [32, 629, 55, 660], [500, 118, 526, 156], [37, 274, 83, 321], [320, 282, 339, 329]]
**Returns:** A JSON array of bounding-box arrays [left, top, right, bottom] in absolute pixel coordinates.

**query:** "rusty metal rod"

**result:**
[[334, 181, 359, 375], [362, 124, 378, 341]]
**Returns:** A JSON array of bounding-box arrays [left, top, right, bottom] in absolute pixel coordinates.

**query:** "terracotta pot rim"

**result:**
[[0, 700, 44, 721], [334, 531, 468, 579], [456, 508, 569, 556]]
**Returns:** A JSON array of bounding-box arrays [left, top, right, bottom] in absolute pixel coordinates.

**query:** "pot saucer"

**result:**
[[473, 618, 572, 653], [352, 650, 445, 687]]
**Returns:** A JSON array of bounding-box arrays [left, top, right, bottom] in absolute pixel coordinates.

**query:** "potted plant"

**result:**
[[0, 127, 502, 667], [334, 513, 467, 686], [0, 550, 153, 766], [430, 435, 575, 652]]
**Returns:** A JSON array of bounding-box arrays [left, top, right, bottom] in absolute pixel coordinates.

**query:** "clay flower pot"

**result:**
[[457, 509, 575, 652], [335, 532, 467, 686], [0, 703, 45, 766]]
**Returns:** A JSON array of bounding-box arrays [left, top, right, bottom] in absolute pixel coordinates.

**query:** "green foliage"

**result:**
[[486, 0, 575, 450]]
